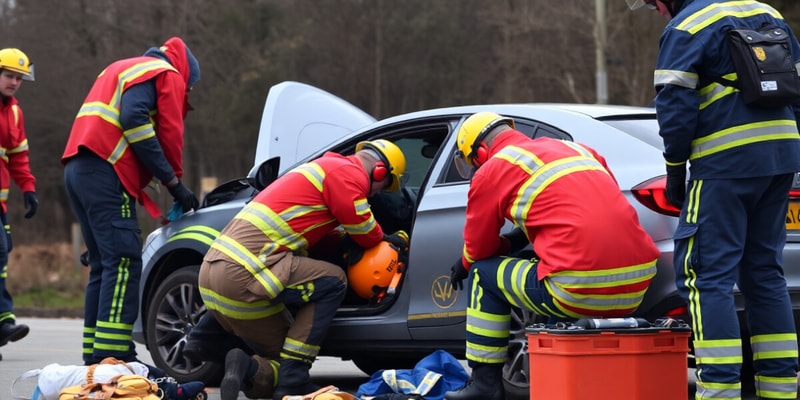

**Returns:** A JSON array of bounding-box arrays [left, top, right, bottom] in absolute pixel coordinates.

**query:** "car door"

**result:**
[[251, 81, 376, 176]]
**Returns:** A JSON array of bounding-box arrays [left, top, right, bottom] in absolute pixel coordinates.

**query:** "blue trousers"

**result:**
[[0, 212, 11, 325], [465, 256, 561, 366], [675, 175, 799, 398], [64, 153, 142, 363]]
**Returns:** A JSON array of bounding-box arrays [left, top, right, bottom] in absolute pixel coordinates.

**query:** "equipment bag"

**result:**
[[58, 374, 161, 400], [716, 25, 800, 108]]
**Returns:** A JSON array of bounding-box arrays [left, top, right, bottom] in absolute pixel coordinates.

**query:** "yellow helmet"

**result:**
[[453, 112, 514, 179], [0, 48, 34, 81], [355, 139, 406, 192]]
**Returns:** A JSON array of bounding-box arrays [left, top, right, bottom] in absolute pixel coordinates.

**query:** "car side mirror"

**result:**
[[247, 158, 280, 191]]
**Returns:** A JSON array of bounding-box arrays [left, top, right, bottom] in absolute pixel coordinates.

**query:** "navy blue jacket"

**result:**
[[654, 0, 800, 178]]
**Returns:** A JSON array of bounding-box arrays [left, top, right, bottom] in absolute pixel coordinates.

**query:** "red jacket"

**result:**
[[0, 96, 35, 213], [62, 37, 192, 218], [205, 152, 385, 264], [462, 130, 659, 317]]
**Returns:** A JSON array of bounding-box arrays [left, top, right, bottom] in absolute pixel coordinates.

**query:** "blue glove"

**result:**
[[167, 200, 185, 222]]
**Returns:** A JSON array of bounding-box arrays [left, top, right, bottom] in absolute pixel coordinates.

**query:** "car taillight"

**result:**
[[790, 189, 800, 199], [631, 175, 681, 217]]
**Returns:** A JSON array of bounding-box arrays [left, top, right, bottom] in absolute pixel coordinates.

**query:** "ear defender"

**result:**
[[472, 142, 489, 167], [372, 161, 388, 181]]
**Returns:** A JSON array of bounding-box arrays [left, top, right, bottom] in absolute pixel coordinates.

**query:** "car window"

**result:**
[[440, 118, 572, 184]]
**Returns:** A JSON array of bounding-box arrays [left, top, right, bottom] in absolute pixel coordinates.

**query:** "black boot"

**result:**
[[220, 348, 257, 400], [0, 321, 29, 346], [271, 359, 321, 400], [444, 363, 504, 400]]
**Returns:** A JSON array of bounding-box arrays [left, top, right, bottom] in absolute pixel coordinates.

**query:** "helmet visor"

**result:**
[[626, 0, 657, 10], [453, 152, 475, 180]]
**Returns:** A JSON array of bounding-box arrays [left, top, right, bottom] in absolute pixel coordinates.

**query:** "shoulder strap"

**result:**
[[87, 358, 137, 384], [10, 368, 41, 400], [711, 75, 741, 90]]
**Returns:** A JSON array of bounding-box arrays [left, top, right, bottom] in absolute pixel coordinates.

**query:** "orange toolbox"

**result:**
[[526, 319, 691, 400]]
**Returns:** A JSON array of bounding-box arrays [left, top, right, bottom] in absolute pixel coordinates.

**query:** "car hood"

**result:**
[[252, 81, 376, 175]]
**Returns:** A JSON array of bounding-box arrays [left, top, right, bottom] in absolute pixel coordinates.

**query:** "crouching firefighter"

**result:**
[[198, 139, 409, 400], [444, 112, 660, 400]]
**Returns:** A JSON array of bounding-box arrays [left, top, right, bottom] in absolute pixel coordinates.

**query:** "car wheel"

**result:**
[[145, 266, 223, 384], [352, 356, 420, 376], [504, 306, 539, 400]]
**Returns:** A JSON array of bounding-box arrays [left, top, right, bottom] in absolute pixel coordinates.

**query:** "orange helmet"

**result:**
[[348, 241, 404, 299]]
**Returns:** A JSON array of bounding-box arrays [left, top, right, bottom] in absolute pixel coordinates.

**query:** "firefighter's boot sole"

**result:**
[[221, 349, 251, 400]]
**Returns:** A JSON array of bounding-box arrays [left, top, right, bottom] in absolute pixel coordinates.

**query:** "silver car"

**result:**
[[132, 81, 800, 398]]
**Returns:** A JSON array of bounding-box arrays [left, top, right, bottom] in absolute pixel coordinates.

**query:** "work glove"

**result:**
[[665, 164, 687, 209], [23, 191, 38, 219], [167, 180, 200, 212], [450, 258, 469, 291], [384, 230, 409, 264], [341, 234, 366, 266], [503, 227, 529, 254]]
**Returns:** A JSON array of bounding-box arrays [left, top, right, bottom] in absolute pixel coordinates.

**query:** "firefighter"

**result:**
[[199, 139, 409, 400], [62, 37, 200, 364], [444, 112, 659, 400], [0, 48, 37, 358], [628, 1, 800, 398]]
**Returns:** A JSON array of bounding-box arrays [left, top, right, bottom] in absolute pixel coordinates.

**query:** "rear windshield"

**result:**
[[602, 118, 664, 151]]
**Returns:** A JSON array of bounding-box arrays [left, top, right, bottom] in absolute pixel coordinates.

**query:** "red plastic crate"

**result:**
[[527, 326, 690, 400]]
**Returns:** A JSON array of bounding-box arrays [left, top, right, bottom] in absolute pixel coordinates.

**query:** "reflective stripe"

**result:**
[[497, 258, 537, 311], [199, 287, 285, 320], [238, 202, 307, 251], [211, 235, 283, 297], [0, 188, 8, 202], [465, 341, 507, 364], [76, 102, 121, 128], [466, 307, 510, 339], [694, 339, 743, 364], [107, 136, 128, 164], [698, 74, 738, 109], [110, 59, 176, 108], [167, 225, 220, 245], [123, 124, 156, 143], [292, 162, 325, 192], [654, 69, 699, 89], [545, 277, 651, 313], [751, 333, 799, 360], [282, 337, 320, 360], [695, 380, 741, 399], [110, 257, 131, 323], [675, 1, 783, 35], [547, 260, 656, 288], [7, 138, 27, 154], [755, 375, 798, 399], [511, 155, 609, 224], [691, 120, 799, 160]]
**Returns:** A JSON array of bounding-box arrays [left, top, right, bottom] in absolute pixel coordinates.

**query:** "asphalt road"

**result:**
[[1, 318, 762, 400]]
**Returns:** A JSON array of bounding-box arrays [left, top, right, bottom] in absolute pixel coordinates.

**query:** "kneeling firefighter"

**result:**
[[198, 139, 409, 400], [444, 112, 659, 400]]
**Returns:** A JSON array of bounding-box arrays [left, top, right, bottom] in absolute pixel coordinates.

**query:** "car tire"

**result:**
[[504, 306, 539, 400], [145, 265, 223, 385]]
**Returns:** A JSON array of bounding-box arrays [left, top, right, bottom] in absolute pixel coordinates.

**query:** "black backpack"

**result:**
[[714, 24, 800, 108]]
